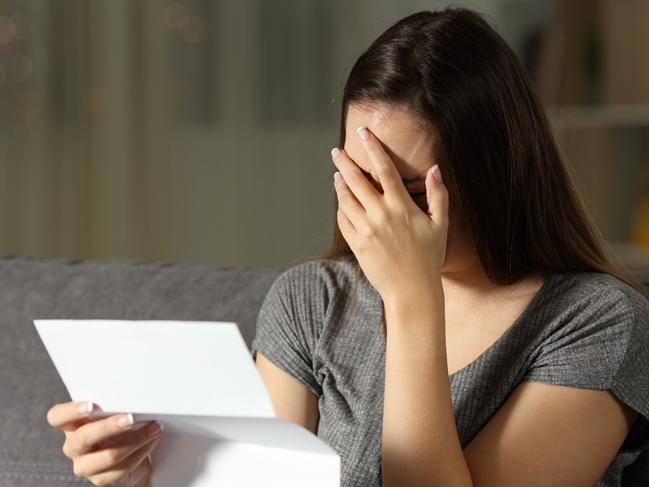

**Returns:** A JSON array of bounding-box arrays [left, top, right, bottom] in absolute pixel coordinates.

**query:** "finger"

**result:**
[[64, 413, 138, 458], [87, 434, 162, 487], [73, 422, 163, 478], [334, 171, 371, 234], [128, 454, 154, 487], [426, 164, 449, 228], [47, 401, 94, 432], [331, 147, 382, 213], [356, 126, 411, 202]]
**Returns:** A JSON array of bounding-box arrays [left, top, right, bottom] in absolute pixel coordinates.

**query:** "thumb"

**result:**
[[426, 164, 449, 228]]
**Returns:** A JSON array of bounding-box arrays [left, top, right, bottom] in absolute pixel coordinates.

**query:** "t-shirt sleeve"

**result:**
[[523, 285, 649, 454], [250, 262, 323, 398]]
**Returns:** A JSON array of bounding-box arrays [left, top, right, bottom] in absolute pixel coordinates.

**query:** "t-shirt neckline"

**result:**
[[444, 271, 559, 379]]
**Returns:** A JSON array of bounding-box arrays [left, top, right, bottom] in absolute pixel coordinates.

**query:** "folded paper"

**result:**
[[34, 319, 340, 487]]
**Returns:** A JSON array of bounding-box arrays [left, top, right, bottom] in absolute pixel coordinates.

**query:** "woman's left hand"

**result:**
[[331, 126, 449, 304]]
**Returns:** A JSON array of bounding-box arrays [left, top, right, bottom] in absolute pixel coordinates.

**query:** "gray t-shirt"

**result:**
[[250, 257, 649, 486]]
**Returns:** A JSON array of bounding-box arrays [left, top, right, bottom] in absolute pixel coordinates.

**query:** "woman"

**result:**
[[252, 7, 649, 487], [45, 7, 649, 487]]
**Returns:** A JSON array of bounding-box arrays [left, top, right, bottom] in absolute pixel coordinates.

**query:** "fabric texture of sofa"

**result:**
[[0, 255, 648, 486]]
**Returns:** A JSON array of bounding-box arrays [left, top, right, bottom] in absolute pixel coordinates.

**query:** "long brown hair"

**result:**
[[303, 7, 649, 302]]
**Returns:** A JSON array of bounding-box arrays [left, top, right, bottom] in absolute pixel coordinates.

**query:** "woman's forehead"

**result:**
[[344, 103, 437, 180]]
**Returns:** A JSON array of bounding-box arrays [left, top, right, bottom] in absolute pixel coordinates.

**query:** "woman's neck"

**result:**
[[440, 243, 540, 302]]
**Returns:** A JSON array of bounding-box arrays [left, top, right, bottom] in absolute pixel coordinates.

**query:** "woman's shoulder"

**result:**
[[524, 270, 649, 388], [271, 257, 360, 291], [551, 269, 644, 292], [264, 257, 363, 308], [550, 270, 647, 306], [543, 269, 649, 337]]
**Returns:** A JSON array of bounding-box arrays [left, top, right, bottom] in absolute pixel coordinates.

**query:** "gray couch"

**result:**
[[0, 255, 647, 486]]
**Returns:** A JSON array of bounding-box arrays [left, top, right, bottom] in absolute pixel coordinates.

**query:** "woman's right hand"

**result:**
[[47, 400, 164, 487]]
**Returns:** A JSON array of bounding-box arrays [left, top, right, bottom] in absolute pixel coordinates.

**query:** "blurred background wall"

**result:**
[[0, 0, 647, 269]]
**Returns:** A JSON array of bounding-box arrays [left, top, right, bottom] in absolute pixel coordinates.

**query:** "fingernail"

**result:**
[[331, 147, 340, 157], [147, 421, 163, 436], [431, 164, 442, 184], [356, 126, 369, 140], [117, 413, 134, 428], [334, 171, 341, 182], [77, 401, 93, 415]]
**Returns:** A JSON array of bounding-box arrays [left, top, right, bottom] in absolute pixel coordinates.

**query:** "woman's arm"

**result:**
[[382, 282, 474, 487], [255, 351, 319, 434]]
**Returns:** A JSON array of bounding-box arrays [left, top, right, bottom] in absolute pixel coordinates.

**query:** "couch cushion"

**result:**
[[0, 255, 283, 486]]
